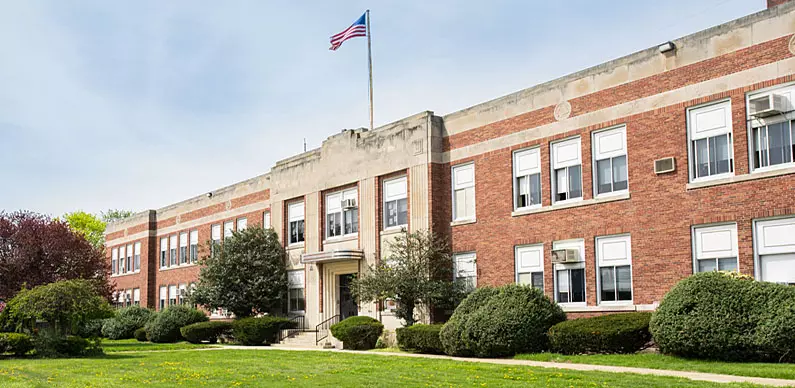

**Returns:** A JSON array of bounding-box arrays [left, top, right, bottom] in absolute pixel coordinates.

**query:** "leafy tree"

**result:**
[[0, 211, 113, 300], [62, 211, 106, 250], [351, 230, 466, 326], [190, 227, 287, 318], [101, 209, 134, 223]]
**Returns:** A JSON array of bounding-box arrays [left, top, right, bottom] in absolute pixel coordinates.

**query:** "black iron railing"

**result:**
[[315, 314, 340, 345], [277, 315, 306, 343]]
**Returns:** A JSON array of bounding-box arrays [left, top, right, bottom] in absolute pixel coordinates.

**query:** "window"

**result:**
[[178, 284, 187, 305], [752, 120, 794, 169], [593, 126, 628, 196], [755, 217, 795, 286], [133, 288, 140, 306], [211, 224, 221, 255], [189, 230, 198, 264], [119, 245, 126, 274], [263, 212, 271, 229], [452, 163, 476, 221], [454, 253, 477, 291], [169, 235, 177, 266], [516, 244, 544, 290], [551, 137, 582, 203], [383, 176, 408, 229], [159, 286, 167, 310], [111, 248, 118, 276], [125, 244, 133, 273], [237, 217, 247, 231], [179, 232, 188, 265], [288, 201, 305, 244], [688, 100, 734, 180], [553, 239, 586, 304], [125, 289, 133, 307], [168, 285, 177, 306], [513, 148, 542, 210], [596, 235, 633, 303], [133, 242, 141, 272], [160, 237, 167, 268], [326, 188, 358, 238], [693, 223, 738, 272], [224, 221, 234, 239], [287, 270, 306, 312]]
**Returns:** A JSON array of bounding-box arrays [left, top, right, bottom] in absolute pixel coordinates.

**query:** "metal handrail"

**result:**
[[315, 314, 340, 345], [277, 315, 306, 343]]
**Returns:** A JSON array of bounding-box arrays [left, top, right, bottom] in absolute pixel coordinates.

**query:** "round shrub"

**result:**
[[33, 334, 100, 357], [440, 285, 566, 358], [232, 316, 291, 346], [396, 324, 444, 354], [181, 321, 233, 344], [144, 306, 208, 343], [548, 312, 651, 354], [134, 327, 148, 342], [650, 271, 795, 362], [75, 318, 109, 338], [0, 333, 33, 356], [330, 316, 384, 350], [102, 306, 154, 340]]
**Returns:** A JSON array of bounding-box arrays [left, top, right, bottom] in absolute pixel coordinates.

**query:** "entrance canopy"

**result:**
[[301, 249, 365, 264]]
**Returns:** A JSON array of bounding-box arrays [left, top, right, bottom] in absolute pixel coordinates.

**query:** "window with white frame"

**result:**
[[755, 217, 795, 286], [133, 288, 140, 306], [383, 176, 408, 229], [748, 88, 795, 171], [513, 148, 542, 209], [125, 244, 133, 273], [553, 239, 586, 304], [593, 126, 628, 196], [288, 201, 305, 244], [159, 286, 167, 310], [179, 232, 188, 265], [326, 188, 358, 238], [169, 235, 177, 266], [211, 224, 221, 255], [125, 289, 132, 307], [688, 100, 734, 180], [119, 245, 126, 274], [133, 242, 141, 272], [596, 235, 633, 303], [189, 230, 198, 264], [287, 270, 306, 312], [178, 284, 187, 305], [551, 137, 583, 203], [452, 163, 476, 221], [454, 253, 477, 291], [160, 237, 167, 268], [111, 248, 118, 275], [168, 285, 177, 306], [516, 244, 544, 290], [237, 217, 247, 231], [223, 221, 234, 239], [263, 212, 271, 229], [693, 223, 738, 272]]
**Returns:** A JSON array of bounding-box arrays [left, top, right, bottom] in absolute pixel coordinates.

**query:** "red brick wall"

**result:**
[[769, 0, 792, 8]]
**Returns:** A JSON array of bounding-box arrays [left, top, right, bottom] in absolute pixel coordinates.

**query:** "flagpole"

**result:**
[[366, 9, 374, 131]]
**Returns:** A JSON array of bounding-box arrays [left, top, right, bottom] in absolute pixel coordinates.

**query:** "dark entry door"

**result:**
[[339, 274, 358, 320]]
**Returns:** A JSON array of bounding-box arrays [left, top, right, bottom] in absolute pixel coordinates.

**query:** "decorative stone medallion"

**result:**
[[554, 101, 572, 121], [789, 34, 795, 55]]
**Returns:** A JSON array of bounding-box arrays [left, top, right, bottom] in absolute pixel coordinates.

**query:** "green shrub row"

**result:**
[[33, 334, 101, 358], [102, 306, 154, 340], [330, 316, 384, 350], [144, 306, 208, 343], [232, 316, 292, 346], [396, 324, 444, 354], [181, 321, 233, 344], [0, 333, 33, 356], [548, 312, 651, 354]]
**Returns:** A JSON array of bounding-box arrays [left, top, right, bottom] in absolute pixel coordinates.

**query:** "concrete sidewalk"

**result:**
[[210, 345, 795, 387]]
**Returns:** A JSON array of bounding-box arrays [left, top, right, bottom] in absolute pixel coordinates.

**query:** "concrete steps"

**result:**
[[272, 331, 331, 349]]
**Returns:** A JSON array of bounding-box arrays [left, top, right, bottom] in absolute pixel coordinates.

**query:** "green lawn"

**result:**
[[515, 352, 795, 381], [0, 349, 768, 387], [100, 339, 219, 353]]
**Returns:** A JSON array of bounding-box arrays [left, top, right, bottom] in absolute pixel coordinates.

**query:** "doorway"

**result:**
[[338, 274, 358, 320]]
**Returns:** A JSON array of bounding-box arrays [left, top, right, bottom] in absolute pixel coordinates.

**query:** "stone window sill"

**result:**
[[511, 193, 630, 217], [159, 264, 197, 272], [450, 219, 476, 227], [686, 166, 795, 190], [561, 303, 657, 313], [111, 271, 141, 278], [323, 235, 358, 244]]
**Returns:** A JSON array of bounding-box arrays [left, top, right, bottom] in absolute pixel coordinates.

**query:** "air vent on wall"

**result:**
[[654, 157, 676, 174]]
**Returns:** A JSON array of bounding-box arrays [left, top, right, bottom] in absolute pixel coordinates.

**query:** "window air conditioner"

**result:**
[[341, 198, 357, 209], [749, 94, 788, 118], [654, 157, 676, 174], [551, 249, 581, 264]]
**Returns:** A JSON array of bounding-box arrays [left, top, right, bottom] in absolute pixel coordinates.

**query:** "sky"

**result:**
[[0, 0, 765, 217]]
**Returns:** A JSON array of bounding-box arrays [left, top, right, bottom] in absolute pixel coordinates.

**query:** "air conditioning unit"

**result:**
[[341, 198, 357, 209], [654, 157, 676, 174], [749, 94, 788, 118], [551, 249, 581, 264]]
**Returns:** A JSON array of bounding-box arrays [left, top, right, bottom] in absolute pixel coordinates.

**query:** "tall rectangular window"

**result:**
[[111, 248, 118, 276], [263, 212, 271, 229], [133, 242, 141, 272], [454, 253, 477, 291], [125, 244, 133, 273], [326, 188, 358, 238], [159, 286, 167, 310], [160, 237, 168, 268], [169, 235, 177, 266], [688, 100, 734, 181], [596, 235, 633, 303], [553, 239, 586, 304], [178, 284, 187, 305], [224, 221, 234, 239], [119, 245, 126, 274], [755, 217, 795, 286], [288, 270, 306, 312], [133, 288, 140, 306], [513, 148, 542, 210], [288, 201, 305, 244], [516, 244, 544, 290], [452, 163, 476, 221], [237, 217, 247, 231], [211, 224, 221, 255], [168, 285, 177, 306], [752, 121, 794, 170], [179, 232, 188, 265], [693, 223, 738, 272], [189, 230, 198, 264], [551, 137, 582, 203], [593, 126, 628, 196], [383, 176, 408, 229]]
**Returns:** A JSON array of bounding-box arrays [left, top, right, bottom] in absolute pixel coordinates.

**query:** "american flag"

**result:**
[[330, 13, 367, 51]]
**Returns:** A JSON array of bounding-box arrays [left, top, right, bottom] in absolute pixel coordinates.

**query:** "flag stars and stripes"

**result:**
[[330, 13, 367, 51]]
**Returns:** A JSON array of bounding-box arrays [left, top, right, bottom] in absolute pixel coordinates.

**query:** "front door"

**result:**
[[339, 274, 358, 320]]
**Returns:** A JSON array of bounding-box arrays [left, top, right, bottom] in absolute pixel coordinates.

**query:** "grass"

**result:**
[[100, 339, 219, 353], [0, 349, 767, 388], [515, 352, 795, 381]]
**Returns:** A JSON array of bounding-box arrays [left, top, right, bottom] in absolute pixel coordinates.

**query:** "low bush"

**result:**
[[0, 333, 33, 356], [33, 334, 101, 358], [75, 318, 108, 338], [396, 324, 444, 354], [134, 327, 148, 342], [144, 306, 208, 343], [548, 312, 651, 354], [650, 271, 795, 362], [181, 321, 233, 344], [232, 316, 291, 346], [102, 306, 154, 340], [440, 285, 566, 358], [330, 316, 384, 350]]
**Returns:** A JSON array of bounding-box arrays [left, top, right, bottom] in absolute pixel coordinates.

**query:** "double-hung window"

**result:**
[[326, 188, 358, 238], [288, 201, 305, 244], [688, 100, 734, 181], [454, 253, 477, 291], [753, 121, 794, 169], [169, 235, 177, 266], [383, 176, 408, 229], [592, 126, 628, 196], [693, 223, 738, 272], [516, 244, 544, 290], [452, 163, 476, 221], [189, 230, 198, 264], [263, 212, 271, 229], [237, 217, 247, 231], [111, 248, 118, 275], [748, 88, 795, 171], [125, 244, 133, 273], [168, 285, 177, 306], [553, 239, 586, 304], [513, 148, 542, 210], [133, 288, 140, 306], [119, 246, 126, 274], [287, 270, 306, 313], [160, 238, 167, 268], [755, 217, 795, 286], [596, 235, 633, 303], [179, 232, 188, 265], [159, 286, 167, 310], [223, 221, 234, 240], [211, 224, 221, 255], [551, 137, 582, 203], [178, 284, 187, 305], [133, 242, 141, 272]]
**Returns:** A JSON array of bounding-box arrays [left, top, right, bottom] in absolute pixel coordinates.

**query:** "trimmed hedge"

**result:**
[[330, 316, 384, 350], [33, 335, 100, 358], [134, 327, 148, 342], [440, 285, 566, 358], [181, 321, 233, 344], [650, 271, 795, 362], [396, 324, 444, 354], [0, 333, 33, 356], [102, 306, 154, 340], [548, 312, 651, 354], [232, 316, 291, 346], [145, 306, 208, 343]]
